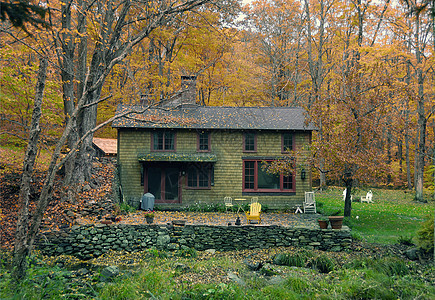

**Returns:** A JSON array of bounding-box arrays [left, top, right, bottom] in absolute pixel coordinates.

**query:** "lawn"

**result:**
[[1, 186, 434, 299], [315, 187, 434, 244]]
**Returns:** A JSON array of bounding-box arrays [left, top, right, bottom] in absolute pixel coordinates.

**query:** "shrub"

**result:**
[[174, 248, 198, 258], [285, 276, 310, 293], [273, 249, 313, 267], [347, 257, 409, 276], [186, 202, 225, 212], [397, 235, 414, 246], [146, 248, 168, 259], [311, 254, 335, 273], [116, 202, 136, 214], [416, 214, 434, 253]]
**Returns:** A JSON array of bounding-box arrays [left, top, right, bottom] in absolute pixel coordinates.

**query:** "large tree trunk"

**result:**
[[414, 12, 426, 202], [12, 58, 47, 280], [59, 2, 80, 189], [343, 175, 353, 217]]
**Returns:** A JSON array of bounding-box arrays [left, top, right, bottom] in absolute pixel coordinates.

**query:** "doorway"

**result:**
[[144, 165, 181, 203]]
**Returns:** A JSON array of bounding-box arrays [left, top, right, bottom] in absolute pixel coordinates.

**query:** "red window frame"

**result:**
[[281, 132, 294, 153], [197, 131, 211, 152], [151, 131, 176, 152], [186, 166, 211, 189], [243, 160, 295, 192], [243, 132, 257, 153]]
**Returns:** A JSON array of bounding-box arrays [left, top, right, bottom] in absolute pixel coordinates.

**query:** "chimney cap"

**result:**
[[181, 75, 197, 80]]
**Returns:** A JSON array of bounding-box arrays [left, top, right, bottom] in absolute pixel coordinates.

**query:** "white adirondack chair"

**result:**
[[361, 190, 374, 203], [303, 192, 316, 214]]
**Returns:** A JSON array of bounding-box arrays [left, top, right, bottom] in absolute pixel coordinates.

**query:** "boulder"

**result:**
[[100, 265, 120, 282], [405, 247, 421, 261]]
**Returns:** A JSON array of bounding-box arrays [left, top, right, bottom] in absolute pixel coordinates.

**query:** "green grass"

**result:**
[[316, 187, 433, 244], [1, 250, 434, 300], [1, 188, 434, 299]]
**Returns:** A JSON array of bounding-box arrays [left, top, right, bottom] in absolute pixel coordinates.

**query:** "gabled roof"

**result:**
[[112, 104, 316, 131], [92, 138, 117, 155]]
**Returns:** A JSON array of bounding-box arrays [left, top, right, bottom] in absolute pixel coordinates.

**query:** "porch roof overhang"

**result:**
[[138, 153, 217, 162]]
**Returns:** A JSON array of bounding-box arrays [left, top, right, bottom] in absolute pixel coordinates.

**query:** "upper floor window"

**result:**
[[197, 132, 210, 152], [152, 131, 175, 151], [282, 133, 294, 153], [244, 132, 257, 152]]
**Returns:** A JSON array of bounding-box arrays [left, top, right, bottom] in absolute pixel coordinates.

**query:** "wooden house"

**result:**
[[112, 76, 316, 209]]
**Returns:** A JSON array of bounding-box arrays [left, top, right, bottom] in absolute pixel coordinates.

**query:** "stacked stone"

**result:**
[[36, 224, 351, 260]]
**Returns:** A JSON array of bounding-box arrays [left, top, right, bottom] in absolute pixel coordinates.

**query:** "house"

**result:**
[[92, 138, 117, 158], [112, 77, 316, 209]]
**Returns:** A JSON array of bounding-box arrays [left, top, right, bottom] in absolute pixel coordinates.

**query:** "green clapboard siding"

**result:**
[[117, 128, 313, 209]]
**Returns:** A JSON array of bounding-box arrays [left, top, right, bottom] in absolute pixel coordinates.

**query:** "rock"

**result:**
[[405, 248, 420, 260], [77, 268, 89, 276], [100, 266, 119, 282], [259, 263, 279, 276], [268, 275, 285, 285], [174, 263, 190, 272], [205, 249, 216, 254], [167, 243, 180, 250], [228, 271, 245, 286], [244, 259, 263, 271], [156, 235, 170, 248]]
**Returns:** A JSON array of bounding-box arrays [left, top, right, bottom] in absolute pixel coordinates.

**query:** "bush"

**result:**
[[416, 214, 434, 253], [397, 235, 414, 246], [346, 257, 409, 276], [116, 202, 136, 214], [311, 254, 335, 273], [186, 202, 225, 212], [174, 248, 198, 258], [273, 249, 313, 267]]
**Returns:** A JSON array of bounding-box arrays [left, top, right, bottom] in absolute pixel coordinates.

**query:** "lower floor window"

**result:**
[[187, 165, 211, 189], [243, 160, 294, 192]]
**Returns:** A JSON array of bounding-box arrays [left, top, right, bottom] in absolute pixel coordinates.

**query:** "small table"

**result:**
[[295, 206, 303, 214], [234, 198, 247, 214]]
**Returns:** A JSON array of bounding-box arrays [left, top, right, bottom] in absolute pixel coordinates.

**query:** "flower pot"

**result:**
[[329, 216, 344, 229], [146, 217, 154, 224], [318, 220, 328, 229]]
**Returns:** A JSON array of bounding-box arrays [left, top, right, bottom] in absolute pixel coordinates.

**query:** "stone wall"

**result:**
[[36, 224, 351, 260]]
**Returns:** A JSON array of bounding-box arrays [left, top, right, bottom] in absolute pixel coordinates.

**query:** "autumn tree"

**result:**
[[398, 0, 435, 202], [5, 0, 234, 281], [242, 0, 306, 106]]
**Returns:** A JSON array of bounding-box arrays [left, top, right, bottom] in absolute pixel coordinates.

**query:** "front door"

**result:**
[[145, 165, 181, 203]]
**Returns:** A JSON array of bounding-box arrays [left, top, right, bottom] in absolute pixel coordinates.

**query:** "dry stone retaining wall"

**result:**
[[36, 224, 351, 260]]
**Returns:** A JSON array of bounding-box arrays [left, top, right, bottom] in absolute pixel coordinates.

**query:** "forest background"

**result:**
[[0, 0, 434, 279]]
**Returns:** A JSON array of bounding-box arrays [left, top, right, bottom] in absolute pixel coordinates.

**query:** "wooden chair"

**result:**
[[246, 202, 262, 224], [303, 191, 317, 214], [224, 196, 234, 212], [361, 190, 374, 203]]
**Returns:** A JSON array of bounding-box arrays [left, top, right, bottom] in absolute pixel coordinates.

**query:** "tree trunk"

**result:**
[[12, 57, 47, 281], [343, 178, 353, 217], [414, 12, 426, 202], [404, 59, 413, 189]]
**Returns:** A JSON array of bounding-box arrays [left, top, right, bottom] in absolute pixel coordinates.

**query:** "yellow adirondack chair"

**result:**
[[246, 202, 261, 224]]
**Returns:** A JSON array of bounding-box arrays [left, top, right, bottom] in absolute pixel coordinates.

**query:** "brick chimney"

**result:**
[[181, 75, 197, 105]]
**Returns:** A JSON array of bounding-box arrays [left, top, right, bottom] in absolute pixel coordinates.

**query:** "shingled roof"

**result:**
[[112, 104, 316, 131]]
